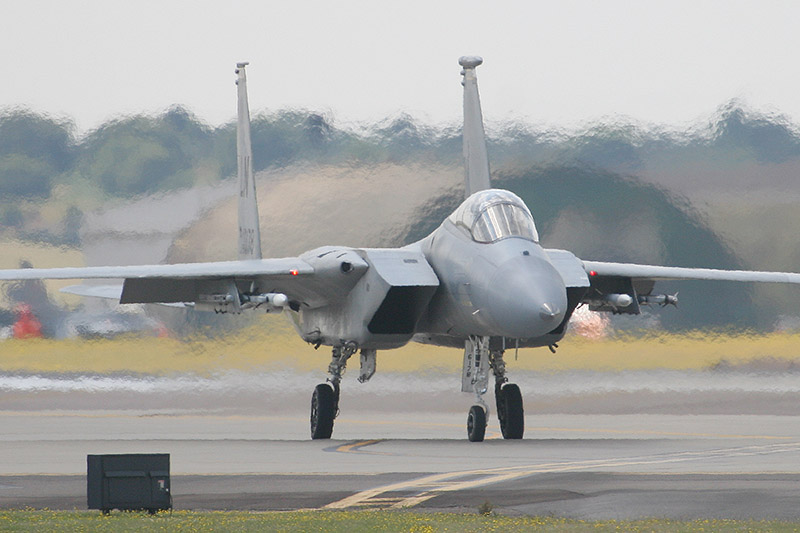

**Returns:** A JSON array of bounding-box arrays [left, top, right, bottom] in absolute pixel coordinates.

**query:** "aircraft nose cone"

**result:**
[[486, 255, 567, 338]]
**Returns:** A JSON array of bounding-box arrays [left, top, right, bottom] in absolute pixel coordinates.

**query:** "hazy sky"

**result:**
[[3, 0, 800, 133]]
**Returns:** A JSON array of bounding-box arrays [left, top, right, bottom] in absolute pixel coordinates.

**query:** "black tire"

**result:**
[[311, 384, 336, 439], [467, 405, 486, 442], [495, 382, 506, 427], [498, 383, 524, 439]]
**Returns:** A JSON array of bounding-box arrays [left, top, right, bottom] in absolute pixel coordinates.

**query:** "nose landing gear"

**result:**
[[462, 336, 524, 441], [310, 342, 358, 440], [463, 336, 490, 441]]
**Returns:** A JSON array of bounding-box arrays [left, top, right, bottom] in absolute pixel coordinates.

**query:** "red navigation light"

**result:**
[[290, 269, 299, 276], [589, 270, 597, 277]]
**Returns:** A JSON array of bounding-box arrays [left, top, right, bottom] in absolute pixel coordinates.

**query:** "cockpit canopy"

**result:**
[[448, 189, 539, 243]]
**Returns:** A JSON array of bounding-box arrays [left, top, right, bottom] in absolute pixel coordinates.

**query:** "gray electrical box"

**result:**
[[87, 453, 171, 514]]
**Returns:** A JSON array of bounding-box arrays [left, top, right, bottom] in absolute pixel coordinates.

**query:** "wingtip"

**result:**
[[458, 56, 483, 69]]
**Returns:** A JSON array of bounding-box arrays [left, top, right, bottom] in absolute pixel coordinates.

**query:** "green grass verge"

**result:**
[[0, 510, 798, 533]]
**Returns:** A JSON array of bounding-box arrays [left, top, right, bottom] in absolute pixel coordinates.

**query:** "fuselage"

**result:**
[[415, 216, 568, 344], [288, 189, 572, 351]]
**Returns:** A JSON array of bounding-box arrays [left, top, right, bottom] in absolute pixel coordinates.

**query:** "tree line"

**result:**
[[3, 100, 800, 200]]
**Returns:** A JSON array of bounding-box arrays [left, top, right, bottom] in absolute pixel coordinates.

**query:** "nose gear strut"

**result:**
[[462, 336, 489, 441], [462, 336, 525, 441]]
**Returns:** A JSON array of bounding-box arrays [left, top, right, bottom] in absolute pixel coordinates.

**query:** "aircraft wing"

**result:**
[[580, 260, 800, 314], [582, 261, 800, 284], [0, 257, 358, 311], [0, 258, 311, 281]]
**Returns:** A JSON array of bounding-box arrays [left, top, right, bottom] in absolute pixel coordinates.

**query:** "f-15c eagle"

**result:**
[[3, 57, 800, 442]]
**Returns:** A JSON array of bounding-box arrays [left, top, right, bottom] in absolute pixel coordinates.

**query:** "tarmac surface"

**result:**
[[1, 368, 800, 519]]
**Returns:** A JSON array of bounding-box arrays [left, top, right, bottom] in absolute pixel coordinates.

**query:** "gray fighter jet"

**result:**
[[3, 58, 800, 441]]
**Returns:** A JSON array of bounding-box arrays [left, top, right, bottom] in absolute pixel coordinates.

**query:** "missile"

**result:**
[[192, 291, 289, 313], [245, 292, 289, 308], [638, 293, 678, 307], [603, 293, 633, 308]]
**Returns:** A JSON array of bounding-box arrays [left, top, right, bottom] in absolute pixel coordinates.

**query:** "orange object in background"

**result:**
[[12, 304, 43, 339]]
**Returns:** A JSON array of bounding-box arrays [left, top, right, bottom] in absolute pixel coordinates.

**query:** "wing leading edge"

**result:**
[[0, 258, 325, 310], [583, 260, 800, 284], [0, 258, 311, 281]]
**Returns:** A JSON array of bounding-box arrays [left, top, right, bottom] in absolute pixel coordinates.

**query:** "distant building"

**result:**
[[81, 180, 236, 268], [78, 180, 235, 311]]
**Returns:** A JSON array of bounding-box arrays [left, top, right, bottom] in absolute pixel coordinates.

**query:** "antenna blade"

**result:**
[[459, 56, 491, 198], [236, 62, 262, 260]]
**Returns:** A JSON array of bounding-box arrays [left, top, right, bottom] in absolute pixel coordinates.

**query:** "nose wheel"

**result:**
[[467, 405, 487, 442]]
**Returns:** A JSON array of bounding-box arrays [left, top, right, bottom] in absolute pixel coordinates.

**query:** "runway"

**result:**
[[1, 368, 800, 519]]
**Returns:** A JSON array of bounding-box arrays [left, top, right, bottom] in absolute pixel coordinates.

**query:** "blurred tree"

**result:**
[[79, 107, 213, 196], [0, 204, 23, 227], [0, 109, 75, 171], [710, 101, 800, 163], [0, 154, 54, 198], [249, 111, 306, 170]]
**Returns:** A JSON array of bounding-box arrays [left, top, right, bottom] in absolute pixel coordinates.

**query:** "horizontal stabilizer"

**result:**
[[61, 284, 187, 307], [61, 284, 123, 300]]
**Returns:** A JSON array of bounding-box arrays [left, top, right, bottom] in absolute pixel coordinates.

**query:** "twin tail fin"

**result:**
[[235, 62, 263, 260]]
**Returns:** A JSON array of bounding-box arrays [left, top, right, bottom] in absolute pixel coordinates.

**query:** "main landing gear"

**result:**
[[462, 336, 524, 442], [310, 342, 377, 439], [310, 382, 338, 439]]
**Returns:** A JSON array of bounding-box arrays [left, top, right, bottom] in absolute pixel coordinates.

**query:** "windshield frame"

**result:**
[[449, 189, 540, 244], [471, 201, 539, 243]]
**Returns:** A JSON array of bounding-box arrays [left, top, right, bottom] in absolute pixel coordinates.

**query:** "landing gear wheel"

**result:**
[[310, 383, 336, 439], [467, 405, 486, 442], [497, 383, 524, 439]]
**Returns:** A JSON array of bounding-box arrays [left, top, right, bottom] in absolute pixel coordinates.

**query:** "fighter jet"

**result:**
[[3, 57, 800, 442]]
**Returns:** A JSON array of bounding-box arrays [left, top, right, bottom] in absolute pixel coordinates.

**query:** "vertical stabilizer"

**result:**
[[235, 62, 262, 260], [459, 56, 491, 198]]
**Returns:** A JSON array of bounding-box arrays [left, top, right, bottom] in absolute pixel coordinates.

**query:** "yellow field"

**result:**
[[1, 316, 799, 374]]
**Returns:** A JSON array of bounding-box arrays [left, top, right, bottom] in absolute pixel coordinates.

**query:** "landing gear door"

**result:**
[[461, 336, 489, 393]]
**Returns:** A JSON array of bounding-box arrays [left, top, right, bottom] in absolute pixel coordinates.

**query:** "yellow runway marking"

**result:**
[[334, 439, 384, 454], [324, 441, 800, 510]]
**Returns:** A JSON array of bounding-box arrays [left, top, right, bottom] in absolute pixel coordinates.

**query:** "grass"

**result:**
[[1, 318, 800, 375], [1, 510, 799, 533]]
